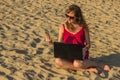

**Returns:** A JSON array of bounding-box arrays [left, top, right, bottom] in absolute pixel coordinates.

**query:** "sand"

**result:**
[[0, 0, 120, 80]]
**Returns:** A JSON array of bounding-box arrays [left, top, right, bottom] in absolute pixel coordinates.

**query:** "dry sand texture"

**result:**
[[0, 0, 120, 80]]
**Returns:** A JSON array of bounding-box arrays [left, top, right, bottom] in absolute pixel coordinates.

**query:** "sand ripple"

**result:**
[[0, 0, 120, 80]]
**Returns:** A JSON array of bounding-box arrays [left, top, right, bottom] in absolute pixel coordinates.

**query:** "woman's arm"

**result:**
[[82, 29, 90, 59], [58, 25, 64, 42], [45, 24, 64, 45], [84, 29, 90, 50]]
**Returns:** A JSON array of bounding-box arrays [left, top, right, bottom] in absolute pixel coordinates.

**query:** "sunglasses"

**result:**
[[65, 14, 75, 19]]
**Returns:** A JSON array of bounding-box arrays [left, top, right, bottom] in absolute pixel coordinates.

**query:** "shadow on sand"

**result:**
[[90, 52, 120, 79], [90, 52, 120, 67]]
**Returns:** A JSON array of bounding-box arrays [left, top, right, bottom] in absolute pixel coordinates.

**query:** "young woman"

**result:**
[[45, 4, 110, 73]]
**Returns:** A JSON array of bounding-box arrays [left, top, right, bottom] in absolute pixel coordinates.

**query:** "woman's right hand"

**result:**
[[45, 32, 53, 44], [45, 33, 51, 42]]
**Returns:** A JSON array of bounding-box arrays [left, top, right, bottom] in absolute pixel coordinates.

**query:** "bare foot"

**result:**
[[86, 68, 98, 74], [103, 65, 110, 71]]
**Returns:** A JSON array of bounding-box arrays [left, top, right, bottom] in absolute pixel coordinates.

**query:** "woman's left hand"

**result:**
[[82, 47, 88, 59]]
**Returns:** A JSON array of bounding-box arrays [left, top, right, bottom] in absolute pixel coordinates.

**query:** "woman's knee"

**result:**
[[55, 58, 62, 65], [73, 60, 83, 68]]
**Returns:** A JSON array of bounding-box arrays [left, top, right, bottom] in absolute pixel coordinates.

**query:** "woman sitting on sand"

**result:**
[[45, 4, 110, 73]]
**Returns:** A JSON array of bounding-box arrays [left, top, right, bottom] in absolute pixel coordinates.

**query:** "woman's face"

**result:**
[[66, 11, 76, 23]]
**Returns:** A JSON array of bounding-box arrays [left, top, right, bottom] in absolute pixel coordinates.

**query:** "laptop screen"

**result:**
[[54, 42, 83, 60]]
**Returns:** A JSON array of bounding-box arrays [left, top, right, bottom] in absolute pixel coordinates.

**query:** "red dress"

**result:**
[[62, 24, 89, 59]]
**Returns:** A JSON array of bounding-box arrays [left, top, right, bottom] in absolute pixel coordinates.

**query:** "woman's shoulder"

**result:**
[[59, 23, 66, 29], [58, 23, 65, 33], [80, 24, 89, 32], [60, 23, 66, 27]]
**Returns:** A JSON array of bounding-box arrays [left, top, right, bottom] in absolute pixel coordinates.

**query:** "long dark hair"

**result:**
[[65, 4, 89, 32]]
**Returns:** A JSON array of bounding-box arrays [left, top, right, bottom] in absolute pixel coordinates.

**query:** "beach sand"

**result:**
[[0, 0, 120, 80]]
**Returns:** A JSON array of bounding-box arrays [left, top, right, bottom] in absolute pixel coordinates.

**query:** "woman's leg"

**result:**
[[73, 59, 110, 73], [81, 60, 110, 71], [55, 58, 98, 73], [55, 58, 87, 71], [73, 59, 98, 73], [55, 58, 75, 69]]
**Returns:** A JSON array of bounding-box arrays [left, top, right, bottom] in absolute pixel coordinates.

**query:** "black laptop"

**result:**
[[54, 42, 83, 60]]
